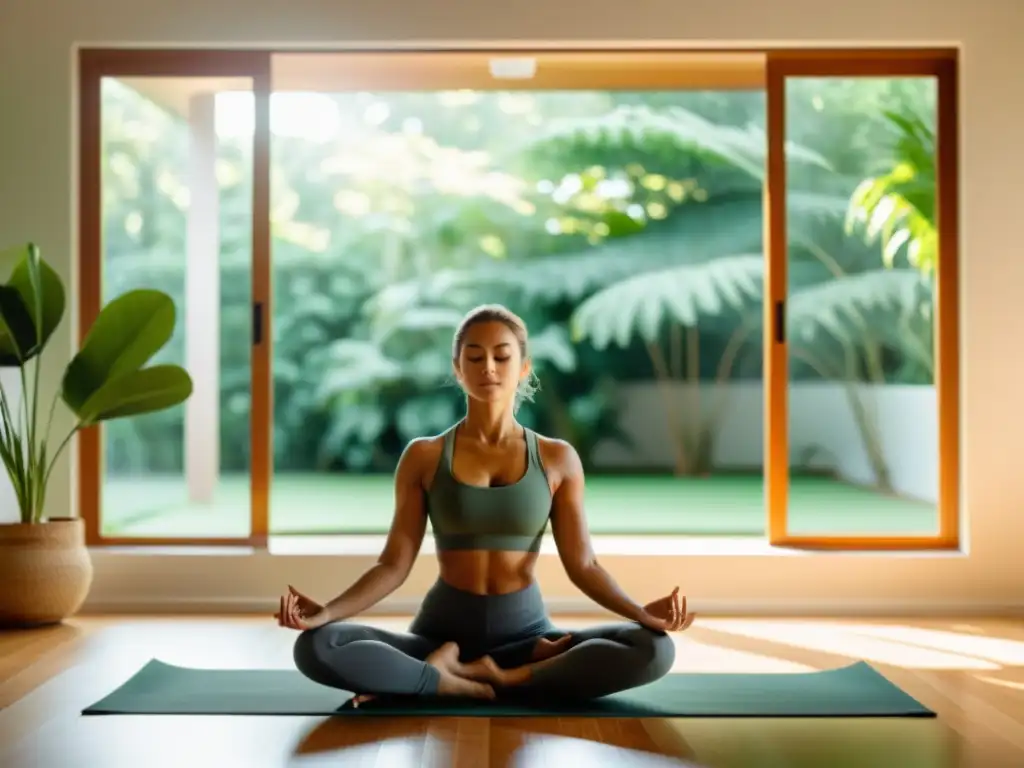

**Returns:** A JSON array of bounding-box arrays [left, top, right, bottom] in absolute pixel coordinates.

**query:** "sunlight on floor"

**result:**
[[512, 734, 699, 767], [698, 619, 1003, 670], [973, 675, 1024, 692], [842, 624, 1024, 665], [950, 623, 989, 635]]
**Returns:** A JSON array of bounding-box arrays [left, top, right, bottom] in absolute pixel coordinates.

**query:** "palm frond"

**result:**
[[369, 306, 466, 346], [314, 339, 404, 403], [567, 245, 932, 371], [570, 254, 765, 350], [515, 105, 832, 180], [845, 106, 937, 273], [528, 323, 577, 373], [462, 191, 847, 303], [788, 268, 933, 350]]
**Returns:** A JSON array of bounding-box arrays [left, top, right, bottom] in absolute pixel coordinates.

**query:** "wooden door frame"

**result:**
[[764, 49, 959, 549], [78, 49, 272, 546]]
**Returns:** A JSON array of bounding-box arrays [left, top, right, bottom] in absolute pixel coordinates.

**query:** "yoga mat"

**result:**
[[82, 659, 934, 718]]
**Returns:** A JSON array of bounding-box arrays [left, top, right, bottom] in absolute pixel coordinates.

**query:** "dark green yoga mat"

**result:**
[[82, 659, 934, 718]]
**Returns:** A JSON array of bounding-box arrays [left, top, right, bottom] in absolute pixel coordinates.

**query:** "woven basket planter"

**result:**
[[0, 517, 93, 627]]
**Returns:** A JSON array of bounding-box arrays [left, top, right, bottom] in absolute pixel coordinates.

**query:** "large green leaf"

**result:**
[[8, 247, 66, 358], [0, 285, 37, 365], [571, 254, 765, 350], [62, 289, 176, 412], [74, 365, 193, 425], [0, 243, 66, 362]]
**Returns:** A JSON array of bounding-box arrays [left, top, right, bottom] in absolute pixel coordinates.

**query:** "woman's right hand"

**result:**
[[275, 585, 332, 630], [638, 586, 696, 633]]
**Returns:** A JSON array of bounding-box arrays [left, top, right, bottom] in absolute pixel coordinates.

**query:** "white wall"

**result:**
[[598, 383, 938, 502], [2, 0, 1024, 614], [0, 369, 21, 524]]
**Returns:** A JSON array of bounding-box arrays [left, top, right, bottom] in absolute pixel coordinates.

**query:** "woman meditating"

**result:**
[[275, 304, 695, 705]]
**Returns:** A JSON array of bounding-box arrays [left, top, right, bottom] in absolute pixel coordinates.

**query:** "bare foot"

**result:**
[[458, 654, 507, 686], [450, 635, 574, 689], [351, 693, 377, 708], [531, 634, 573, 662], [426, 643, 497, 699]]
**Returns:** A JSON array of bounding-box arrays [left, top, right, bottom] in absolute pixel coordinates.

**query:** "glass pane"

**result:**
[[784, 76, 939, 536], [100, 75, 254, 538], [269, 55, 768, 536]]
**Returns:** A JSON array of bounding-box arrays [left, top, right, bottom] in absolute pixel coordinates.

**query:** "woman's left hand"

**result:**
[[638, 586, 696, 632], [275, 586, 332, 631]]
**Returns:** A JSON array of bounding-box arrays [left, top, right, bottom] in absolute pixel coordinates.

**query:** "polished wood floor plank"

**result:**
[[0, 621, 95, 708], [1, 614, 1023, 766]]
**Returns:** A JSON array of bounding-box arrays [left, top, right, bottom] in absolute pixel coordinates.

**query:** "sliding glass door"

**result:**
[[765, 52, 959, 548], [78, 51, 270, 545]]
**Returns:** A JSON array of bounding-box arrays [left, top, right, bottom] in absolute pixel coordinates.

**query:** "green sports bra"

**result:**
[[425, 423, 553, 553]]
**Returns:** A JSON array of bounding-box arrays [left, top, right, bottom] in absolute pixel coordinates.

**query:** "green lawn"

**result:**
[[100, 473, 938, 538]]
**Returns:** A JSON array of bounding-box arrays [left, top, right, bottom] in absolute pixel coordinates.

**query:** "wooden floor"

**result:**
[[2, 614, 1023, 767]]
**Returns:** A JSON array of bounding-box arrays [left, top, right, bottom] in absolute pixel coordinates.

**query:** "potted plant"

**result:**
[[0, 242, 193, 626]]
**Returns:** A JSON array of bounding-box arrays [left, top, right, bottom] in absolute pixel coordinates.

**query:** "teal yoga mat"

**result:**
[[82, 659, 934, 718]]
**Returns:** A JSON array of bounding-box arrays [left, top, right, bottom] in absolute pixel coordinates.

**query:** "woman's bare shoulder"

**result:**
[[398, 431, 448, 484], [403, 434, 444, 462], [404, 433, 445, 458], [533, 430, 583, 478]]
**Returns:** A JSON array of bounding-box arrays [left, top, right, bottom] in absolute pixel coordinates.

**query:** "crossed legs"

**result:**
[[470, 622, 676, 700], [293, 623, 495, 700], [294, 620, 676, 703]]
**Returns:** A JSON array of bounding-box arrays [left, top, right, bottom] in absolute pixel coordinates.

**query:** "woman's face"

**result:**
[[454, 321, 530, 406]]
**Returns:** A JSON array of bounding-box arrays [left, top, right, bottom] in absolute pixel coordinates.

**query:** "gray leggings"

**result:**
[[293, 578, 675, 700]]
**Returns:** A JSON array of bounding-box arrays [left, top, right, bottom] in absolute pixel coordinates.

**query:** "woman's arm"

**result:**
[[546, 440, 651, 624], [316, 438, 433, 622]]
